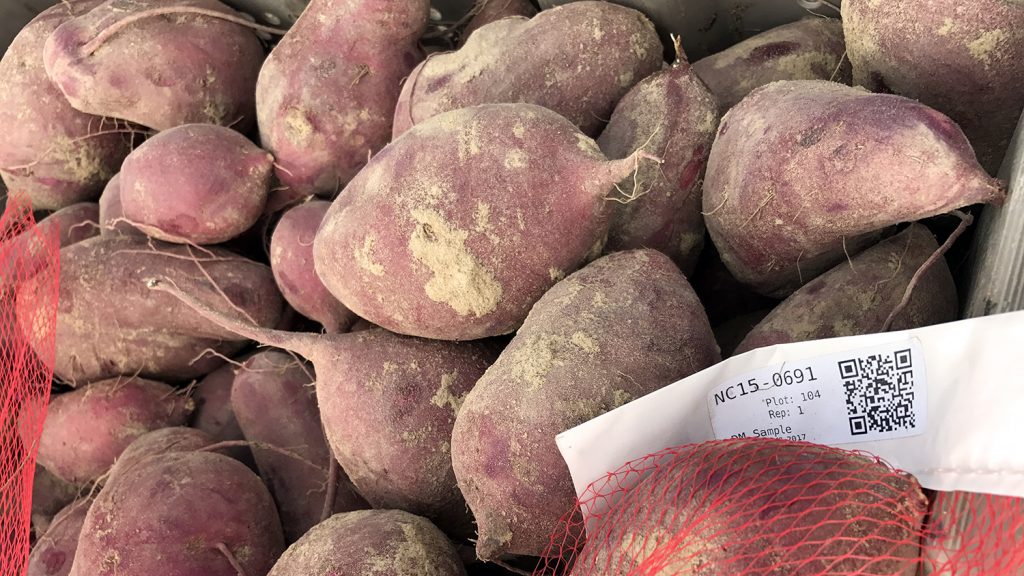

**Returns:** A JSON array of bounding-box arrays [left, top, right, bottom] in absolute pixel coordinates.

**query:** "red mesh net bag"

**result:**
[[0, 194, 60, 575], [535, 438, 1024, 575]]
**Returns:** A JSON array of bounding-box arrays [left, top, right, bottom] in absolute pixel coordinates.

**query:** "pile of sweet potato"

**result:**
[[1, 0, 1017, 574]]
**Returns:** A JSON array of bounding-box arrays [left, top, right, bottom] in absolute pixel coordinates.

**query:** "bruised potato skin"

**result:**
[[0, 1, 128, 211], [451, 249, 720, 560], [393, 1, 663, 138], [44, 0, 265, 132], [735, 224, 958, 354], [314, 103, 651, 341], [693, 17, 851, 111], [843, 0, 1024, 174], [27, 498, 92, 576], [702, 80, 1003, 298]]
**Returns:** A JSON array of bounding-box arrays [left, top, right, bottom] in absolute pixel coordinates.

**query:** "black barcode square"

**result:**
[[839, 351, 916, 435]]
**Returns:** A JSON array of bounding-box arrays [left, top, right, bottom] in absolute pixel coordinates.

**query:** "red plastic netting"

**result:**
[[535, 438, 1024, 575], [0, 194, 60, 575]]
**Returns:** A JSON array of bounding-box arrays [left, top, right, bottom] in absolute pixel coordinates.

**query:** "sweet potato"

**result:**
[[571, 439, 927, 575], [702, 80, 1004, 298], [97, 174, 139, 237], [451, 249, 720, 559], [141, 279, 499, 540], [30, 465, 79, 537], [118, 124, 272, 244], [232, 350, 368, 541], [693, 17, 850, 111], [190, 363, 251, 464], [392, 1, 662, 138], [267, 510, 466, 576], [44, 0, 266, 132], [843, 0, 1024, 174], [36, 377, 193, 484], [257, 0, 429, 197], [69, 451, 285, 576], [27, 498, 92, 576], [735, 224, 958, 355], [692, 242, 780, 327], [108, 426, 215, 481], [310, 329, 494, 538], [0, 1, 129, 211], [597, 49, 718, 274], [270, 201, 356, 333], [0, 202, 98, 290], [461, 0, 537, 44], [315, 103, 658, 340], [17, 235, 284, 384]]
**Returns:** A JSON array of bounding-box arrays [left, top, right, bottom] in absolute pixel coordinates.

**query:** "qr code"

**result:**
[[838, 349, 915, 436]]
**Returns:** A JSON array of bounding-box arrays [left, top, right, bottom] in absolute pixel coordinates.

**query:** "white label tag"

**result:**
[[708, 339, 926, 445], [554, 310, 1024, 526]]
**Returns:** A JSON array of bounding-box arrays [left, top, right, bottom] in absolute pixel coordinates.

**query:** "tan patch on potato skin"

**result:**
[[408, 208, 504, 317]]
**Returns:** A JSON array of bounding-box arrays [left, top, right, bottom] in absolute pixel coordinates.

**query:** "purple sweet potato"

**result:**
[[190, 363, 250, 464], [119, 124, 273, 244], [570, 439, 927, 575], [734, 224, 958, 355], [108, 426, 215, 481], [27, 498, 92, 576], [451, 249, 720, 559], [267, 510, 466, 576], [69, 451, 285, 576], [36, 377, 193, 484], [141, 277, 497, 540], [843, 0, 1024, 174], [693, 17, 850, 111], [30, 465, 79, 537], [461, 0, 537, 44], [0, 1, 129, 211], [393, 1, 662, 138], [309, 329, 495, 538], [0, 202, 99, 290], [257, 0, 429, 197], [16, 235, 284, 384], [702, 80, 1004, 298], [232, 350, 368, 542], [315, 103, 658, 341], [271, 201, 356, 333], [43, 0, 266, 132], [97, 174, 139, 237], [597, 50, 719, 274]]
